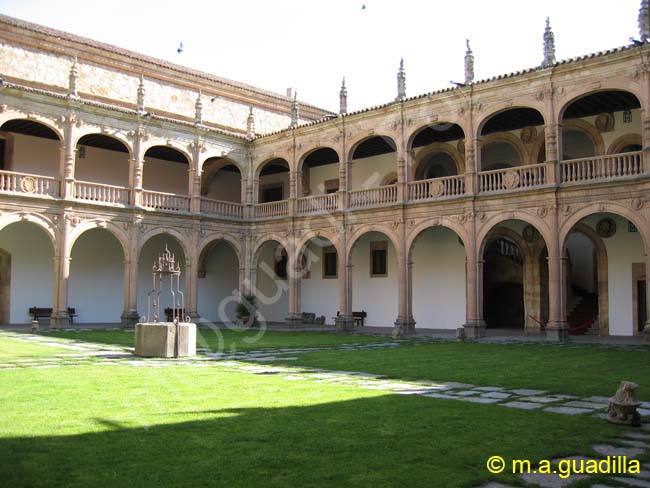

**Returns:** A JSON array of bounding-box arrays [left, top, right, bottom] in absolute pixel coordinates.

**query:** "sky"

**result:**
[[0, 0, 642, 112]]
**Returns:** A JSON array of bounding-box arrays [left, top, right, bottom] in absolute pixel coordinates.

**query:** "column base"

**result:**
[[121, 310, 141, 329], [335, 315, 355, 331], [545, 322, 570, 342], [643, 323, 650, 343], [392, 316, 416, 337], [463, 320, 486, 339], [285, 313, 303, 328], [49, 311, 70, 329]]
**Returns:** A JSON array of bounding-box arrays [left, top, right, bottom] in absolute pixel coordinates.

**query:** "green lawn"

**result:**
[[37, 328, 389, 352], [0, 335, 79, 360], [274, 341, 650, 398], [0, 356, 622, 488]]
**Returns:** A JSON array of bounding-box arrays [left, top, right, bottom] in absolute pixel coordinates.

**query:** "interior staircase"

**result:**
[[567, 286, 599, 335]]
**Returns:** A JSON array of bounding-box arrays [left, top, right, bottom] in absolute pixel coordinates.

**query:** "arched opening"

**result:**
[[201, 158, 242, 203], [143, 146, 190, 195], [299, 148, 339, 196], [69, 228, 125, 323], [349, 231, 398, 327], [560, 90, 641, 160], [410, 226, 466, 329], [257, 158, 289, 203], [409, 123, 465, 180], [349, 136, 397, 190], [0, 119, 60, 176], [137, 234, 186, 320], [75, 134, 130, 187], [480, 108, 545, 170], [481, 220, 548, 332], [254, 240, 289, 324], [197, 239, 240, 324], [562, 212, 645, 336], [0, 221, 54, 324], [298, 235, 339, 323]]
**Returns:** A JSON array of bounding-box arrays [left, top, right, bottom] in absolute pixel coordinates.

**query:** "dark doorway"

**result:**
[[638, 280, 647, 332]]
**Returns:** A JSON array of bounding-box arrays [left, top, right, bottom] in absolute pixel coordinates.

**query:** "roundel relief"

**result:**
[[503, 170, 520, 189]]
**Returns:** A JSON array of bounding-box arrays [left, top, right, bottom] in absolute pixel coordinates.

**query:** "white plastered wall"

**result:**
[[306, 163, 339, 196], [205, 170, 242, 202], [412, 228, 466, 329], [75, 145, 130, 186], [0, 222, 54, 324], [197, 241, 239, 323], [255, 242, 288, 323], [258, 172, 289, 201], [9, 133, 60, 177], [143, 157, 189, 194], [68, 229, 124, 323], [351, 232, 398, 327], [350, 153, 396, 189], [300, 241, 338, 322], [137, 235, 186, 320]]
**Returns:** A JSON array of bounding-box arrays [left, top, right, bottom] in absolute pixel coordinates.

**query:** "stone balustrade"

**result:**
[[479, 163, 547, 193], [200, 197, 243, 219], [0, 170, 59, 198], [349, 184, 398, 209], [560, 152, 642, 184], [296, 193, 338, 215], [141, 190, 190, 213], [73, 180, 130, 206], [408, 174, 465, 202]]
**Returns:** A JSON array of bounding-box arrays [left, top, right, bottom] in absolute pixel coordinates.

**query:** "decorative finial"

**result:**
[[542, 17, 556, 68], [640, 0, 650, 42], [68, 56, 79, 99], [195, 91, 203, 125], [137, 74, 146, 114], [290, 92, 299, 128], [339, 77, 347, 115], [396, 58, 406, 101], [247, 106, 255, 139], [464, 40, 474, 85]]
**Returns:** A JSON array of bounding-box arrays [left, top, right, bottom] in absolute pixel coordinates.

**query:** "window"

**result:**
[[262, 185, 283, 203], [370, 241, 388, 277], [274, 249, 288, 279], [322, 247, 337, 278]]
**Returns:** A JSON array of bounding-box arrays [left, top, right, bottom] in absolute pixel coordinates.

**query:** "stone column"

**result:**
[[335, 246, 354, 329], [338, 160, 350, 211], [185, 256, 199, 320], [50, 218, 71, 327], [287, 170, 297, 216], [60, 114, 77, 200], [120, 223, 140, 327], [396, 147, 407, 203], [463, 216, 486, 337], [131, 126, 145, 207], [545, 209, 569, 341], [465, 137, 479, 195], [643, 70, 650, 174], [285, 250, 302, 327], [189, 140, 202, 214], [393, 254, 415, 335]]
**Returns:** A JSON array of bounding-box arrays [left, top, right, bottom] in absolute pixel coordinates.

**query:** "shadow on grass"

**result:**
[[0, 394, 620, 488]]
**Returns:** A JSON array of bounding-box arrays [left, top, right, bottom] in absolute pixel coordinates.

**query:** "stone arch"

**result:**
[[254, 157, 290, 179], [557, 86, 644, 123], [141, 140, 192, 165], [412, 143, 465, 179], [200, 156, 243, 196], [252, 235, 291, 265], [406, 218, 469, 261], [559, 203, 649, 252], [73, 130, 134, 158], [561, 119, 605, 156], [476, 105, 548, 136], [347, 133, 398, 162], [199, 152, 245, 173], [346, 224, 402, 264], [297, 146, 341, 174], [67, 220, 129, 259], [197, 236, 242, 279], [406, 120, 467, 152], [0, 212, 58, 254], [295, 229, 343, 260], [480, 132, 529, 169], [138, 227, 191, 261], [607, 133, 643, 154], [0, 113, 64, 142], [477, 211, 552, 258]]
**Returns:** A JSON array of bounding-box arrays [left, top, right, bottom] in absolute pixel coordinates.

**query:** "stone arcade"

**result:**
[[0, 6, 649, 341]]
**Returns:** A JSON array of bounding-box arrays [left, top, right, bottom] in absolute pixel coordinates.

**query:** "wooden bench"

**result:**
[[335, 310, 367, 327], [28, 307, 77, 324], [164, 308, 186, 322]]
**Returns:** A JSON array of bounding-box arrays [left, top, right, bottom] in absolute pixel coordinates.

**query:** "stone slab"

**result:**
[[525, 396, 564, 404], [544, 406, 594, 415], [624, 432, 650, 441], [562, 401, 607, 410], [456, 396, 500, 404], [592, 444, 646, 458], [502, 401, 544, 410], [473, 386, 505, 392], [611, 477, 650, 487], [421, 392, 458, 400], [481, 391, 512, 399], [450, 390, 481, 396], [135, 322, 196, 358], [618, 439, 650, 448], [509, 389, 548, 396]]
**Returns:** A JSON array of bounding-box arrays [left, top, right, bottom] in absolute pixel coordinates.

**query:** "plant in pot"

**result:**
[[236, 293, 258, 328]]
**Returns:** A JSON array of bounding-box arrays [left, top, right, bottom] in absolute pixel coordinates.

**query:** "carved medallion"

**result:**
[[536, 207, 548, 218], [20, 176, 37, 193], [595, 113, 615, 133], [503, 170, 520, 189], [522, 225, 540, 243], [430, 180, 444, 197], [596, 218, 617, 238], [520, 127, 537, 144], [631, 198, 645, 210]]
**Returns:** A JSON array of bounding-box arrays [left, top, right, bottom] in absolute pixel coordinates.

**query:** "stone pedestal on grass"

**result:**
[[135, 322, 196, 358]]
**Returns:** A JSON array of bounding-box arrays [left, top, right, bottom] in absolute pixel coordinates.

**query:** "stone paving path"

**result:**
[[2, 331, 650, 487]]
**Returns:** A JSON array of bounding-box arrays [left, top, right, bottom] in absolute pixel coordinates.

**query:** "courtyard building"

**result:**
[[0, 6, 649, 341]]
